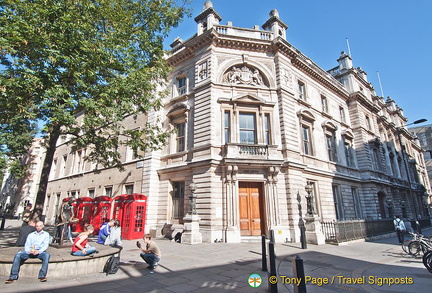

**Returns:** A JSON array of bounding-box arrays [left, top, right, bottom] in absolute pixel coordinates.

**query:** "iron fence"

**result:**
[[320, 218, 432, 244]]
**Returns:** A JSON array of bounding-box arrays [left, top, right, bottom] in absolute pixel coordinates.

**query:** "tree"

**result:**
[[0, 0, 190, 207]]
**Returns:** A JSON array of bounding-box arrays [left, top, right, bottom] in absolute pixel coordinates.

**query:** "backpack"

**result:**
[[103, 254, 120, 275]]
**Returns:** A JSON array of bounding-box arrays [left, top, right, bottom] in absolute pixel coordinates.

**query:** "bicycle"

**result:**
[[407, 234, 432, 257], [422, 250, 432, 274], [402, 231, 419, 254]]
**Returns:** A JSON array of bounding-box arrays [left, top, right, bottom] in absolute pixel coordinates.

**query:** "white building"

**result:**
[[38, 1, 431, 243]]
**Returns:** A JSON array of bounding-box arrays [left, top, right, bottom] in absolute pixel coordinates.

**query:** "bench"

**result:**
[[0, 243, 120, 278]]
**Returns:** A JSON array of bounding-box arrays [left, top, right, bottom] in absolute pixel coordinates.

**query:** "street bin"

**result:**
[[121, 193, 148, 240], [73, 197, 94, 233], [92, 196, 112, 234]]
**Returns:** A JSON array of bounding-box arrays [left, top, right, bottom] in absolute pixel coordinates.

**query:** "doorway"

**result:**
[[239, 182, 265, 236]]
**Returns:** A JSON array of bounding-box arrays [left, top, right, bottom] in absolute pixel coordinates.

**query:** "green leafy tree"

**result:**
[[0, 0, 190, 207]]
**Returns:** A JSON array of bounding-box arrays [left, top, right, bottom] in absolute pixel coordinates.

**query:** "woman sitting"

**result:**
[[71, 224, 97, 256], [104, 220, 123, 249]]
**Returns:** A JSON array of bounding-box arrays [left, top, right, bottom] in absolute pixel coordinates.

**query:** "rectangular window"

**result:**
[[344, 139, 354, 167], [105, 186, 113, 197], [176, 122, 186, 152], [332, 185, 344, 220], [224, 111, 230, 144], [172, 181, 185, 219], [178, 77, 186, 95], [88, 189, 95, 198], [326, 132, 337, 162], [298, 81, 306, 100], [321, 95, 328, 113], [302, 125, 312, 155], [60, 155, 67, 177], [351, 187, 362, 219], [125, 184, 134, 195], [365, 116, 371, 131], [372, 148, 381, 171], [339, 106, 346, 123], [264, 114, 271, 145], [239, 113, 256, 144]]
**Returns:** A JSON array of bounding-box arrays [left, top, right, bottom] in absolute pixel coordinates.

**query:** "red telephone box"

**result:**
[[73, 197, 94, 233], [92, 196, 112, 234], [112, 194, 128, 222], [121, 194, 148, 240]]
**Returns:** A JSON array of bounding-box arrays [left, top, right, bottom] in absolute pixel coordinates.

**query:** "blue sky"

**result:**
[[165, 0, 432, 126]]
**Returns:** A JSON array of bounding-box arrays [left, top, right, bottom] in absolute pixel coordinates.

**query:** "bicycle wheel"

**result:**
[[402, 239, 412, 254], [408, 241, 423, 257], [422, 250, 432, 273]]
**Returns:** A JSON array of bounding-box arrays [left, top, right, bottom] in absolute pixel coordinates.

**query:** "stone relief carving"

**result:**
[[197, 61, 208, 81], [282, 68, 292, 88], [223, 65, 264, 86]]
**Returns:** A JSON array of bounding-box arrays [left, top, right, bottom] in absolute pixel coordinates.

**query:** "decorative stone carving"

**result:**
[[223, 65, 264, 86], [197, 61, 208, 81], [282, 68, 292, 88]]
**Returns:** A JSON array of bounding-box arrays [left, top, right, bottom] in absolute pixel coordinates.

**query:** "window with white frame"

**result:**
[[177, 76, 186, 95], [321, 95, 328, 113], [339, 106, 346, 123], [326, 131, 338, 163], [239, 112, 257, 144], [298, 80, 306, 100], [302, 125, 313, 155], [88, 189, 95, 198], [219, 96, 274, 146], [264, 114, 271, 145], [105, 186, 113, 197], [176, 122, 186, 152], [125, 184, 134, 195], [224, 111, 231, 144]]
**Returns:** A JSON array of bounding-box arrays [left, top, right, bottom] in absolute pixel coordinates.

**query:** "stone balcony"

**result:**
[[222, 143, 281, 163]]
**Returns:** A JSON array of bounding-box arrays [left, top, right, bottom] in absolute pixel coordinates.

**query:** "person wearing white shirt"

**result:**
[[5, 221, 50, 284]]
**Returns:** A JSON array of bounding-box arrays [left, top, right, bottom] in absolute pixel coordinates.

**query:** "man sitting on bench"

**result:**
[[5, 221, 50, 284]]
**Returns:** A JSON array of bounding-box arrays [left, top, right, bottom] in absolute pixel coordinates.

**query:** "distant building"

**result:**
[[10, 2, 431, 243], [0, 138, 45, 218], [409, 124, 432, 191]]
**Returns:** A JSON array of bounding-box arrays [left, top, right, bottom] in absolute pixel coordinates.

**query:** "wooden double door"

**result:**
[[239, 182, 266, 236]]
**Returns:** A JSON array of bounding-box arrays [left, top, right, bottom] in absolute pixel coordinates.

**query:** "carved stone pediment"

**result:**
[[222, 65, 268, 87], [233, 95, 265, 105]]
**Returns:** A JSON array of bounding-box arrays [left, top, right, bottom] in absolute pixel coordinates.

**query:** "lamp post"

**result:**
[[396, 118, 427, 233], [386, 198, 393, 218], [188, 182, 197, 215], [305, 183, 314, 215]]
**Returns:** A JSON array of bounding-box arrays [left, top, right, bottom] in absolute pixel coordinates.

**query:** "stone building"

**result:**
[[0, 138, 45, 218], [38, 1, 430, 243], [409, 124, 432, 191]]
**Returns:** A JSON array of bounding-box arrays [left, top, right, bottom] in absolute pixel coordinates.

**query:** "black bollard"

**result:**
[[261, 235, 267, 271], [293, 255, 307, 293], [300, 226, 307, 249], [268, 241, 278, 293], [0, 216, 5, 230]]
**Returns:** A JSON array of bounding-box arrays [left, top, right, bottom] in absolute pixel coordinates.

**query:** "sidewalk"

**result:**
[[0, 219, 430, 293]]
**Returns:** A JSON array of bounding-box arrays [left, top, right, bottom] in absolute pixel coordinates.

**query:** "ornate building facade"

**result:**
[[19, 1, 430, 243]]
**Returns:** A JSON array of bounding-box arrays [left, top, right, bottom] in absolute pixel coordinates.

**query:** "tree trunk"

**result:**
[[35, 125, 61, 210]]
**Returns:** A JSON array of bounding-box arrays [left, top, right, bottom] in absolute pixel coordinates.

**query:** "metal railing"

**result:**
[[321, 219, 395, 244]]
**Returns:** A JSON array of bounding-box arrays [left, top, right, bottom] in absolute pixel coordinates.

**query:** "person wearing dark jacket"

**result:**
[[16, 219, 37, 246]]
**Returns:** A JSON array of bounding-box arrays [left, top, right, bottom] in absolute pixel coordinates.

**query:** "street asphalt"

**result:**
[[0, 219, 431, 293]]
